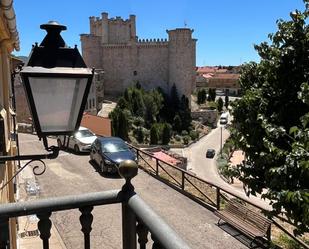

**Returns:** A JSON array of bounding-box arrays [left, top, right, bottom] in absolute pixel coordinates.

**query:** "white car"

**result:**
[[57, 126, 97, 153]]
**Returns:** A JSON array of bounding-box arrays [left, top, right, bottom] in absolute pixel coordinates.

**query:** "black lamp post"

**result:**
[[0, 21, 94, 183]]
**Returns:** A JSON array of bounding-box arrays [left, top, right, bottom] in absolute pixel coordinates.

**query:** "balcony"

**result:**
[[0, 161, 190, 249]]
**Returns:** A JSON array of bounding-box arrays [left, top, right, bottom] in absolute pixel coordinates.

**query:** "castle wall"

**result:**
[[101, 42, 169, 95], [168, 29, 196, 100], [101, 45, 133, 95], [136, 42, 169, 92], [81, 13, 196, 103], [80, 34, 102, 68]]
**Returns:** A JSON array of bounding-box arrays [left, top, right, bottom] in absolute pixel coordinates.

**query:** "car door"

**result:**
[[68, 135, 76, 149], [93, 140, 101, 164]]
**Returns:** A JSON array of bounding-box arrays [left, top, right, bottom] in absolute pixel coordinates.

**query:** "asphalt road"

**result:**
[[171, 118, 270, 210], [18, 133, 249, 249]]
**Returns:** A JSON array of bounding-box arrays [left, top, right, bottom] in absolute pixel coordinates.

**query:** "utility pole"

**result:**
[[220, 126, 223, 157]]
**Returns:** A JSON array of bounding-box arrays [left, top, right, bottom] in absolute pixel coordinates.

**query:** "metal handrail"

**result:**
[[129, 144, 309, 249], [0, 190, 122, 217], [0, 185, 191, 249], [129, 194, 190, 249]]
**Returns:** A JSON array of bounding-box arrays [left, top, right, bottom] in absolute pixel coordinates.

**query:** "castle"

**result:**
[[80, 13, 197, 101]]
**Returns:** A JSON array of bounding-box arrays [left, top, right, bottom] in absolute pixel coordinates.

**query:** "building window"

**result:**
[[133, 71, 137, 76]]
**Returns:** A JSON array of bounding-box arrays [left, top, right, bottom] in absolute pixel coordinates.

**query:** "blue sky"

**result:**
[[14, 0, 305, 66]]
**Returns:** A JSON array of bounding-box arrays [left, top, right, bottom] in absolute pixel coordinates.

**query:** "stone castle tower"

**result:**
[[80, 12, 196, 101]]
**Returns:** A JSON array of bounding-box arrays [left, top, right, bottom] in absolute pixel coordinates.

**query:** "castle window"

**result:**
[[133, 71, 137, 76]]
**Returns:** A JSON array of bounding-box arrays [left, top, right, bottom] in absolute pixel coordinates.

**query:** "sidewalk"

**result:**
[[17, 165, 66, 249]]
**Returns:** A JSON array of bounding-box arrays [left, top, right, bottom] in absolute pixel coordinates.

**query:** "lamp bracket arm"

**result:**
[[0, 146, 59, 164]]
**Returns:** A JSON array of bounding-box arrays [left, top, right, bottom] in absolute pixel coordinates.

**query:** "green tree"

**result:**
[[225, 95, 229, 109], [150, 124, 159, 145], [117, 97, 128, 110], [135, 126, 144, 143], [197, 90, 203, 105], [217, 97, 223, 112], [169, 84, 180, 119], [143, 89, 164, 128], [131, 89, 144, 116], [109, 107, 129, 141], [197, 89, 206, 105], [162, 123, 172, 145], [173, 114, 182, 133], [231, 4, 309, 235], [179, 95, 192, 131]]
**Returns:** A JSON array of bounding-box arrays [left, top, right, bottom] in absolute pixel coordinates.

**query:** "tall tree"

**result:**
[[162, 123, 172, 145], [179, 95, 192, 131], [231, 3, 309, 235], [225, 95, 229, 109], [150, 124, 159, 145], [217, 97, 223, 113], [169, 84, 180, 119]]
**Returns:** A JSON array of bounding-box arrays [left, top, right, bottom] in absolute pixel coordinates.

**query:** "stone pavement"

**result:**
[[17, 165, 66, 249]]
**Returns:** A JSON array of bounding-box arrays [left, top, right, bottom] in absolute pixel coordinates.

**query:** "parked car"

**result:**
[[206, 149, 216, 158], [90, 137, 137, 174], [57, 126, 97, 153], [219, 112, 229, 125]]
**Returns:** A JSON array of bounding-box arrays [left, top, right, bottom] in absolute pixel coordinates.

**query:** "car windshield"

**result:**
[[102, 141, 129, 153], [75, 129, 95, 138]]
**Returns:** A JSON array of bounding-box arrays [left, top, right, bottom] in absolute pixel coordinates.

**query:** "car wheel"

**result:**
[[57, 139, 62, 149], [100, 161, 106, 173], [74, 144, 80, 154]]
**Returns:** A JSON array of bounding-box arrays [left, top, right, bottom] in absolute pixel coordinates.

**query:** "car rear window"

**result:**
[[102, 141, 129, 153], [75, 129, 95, 138]]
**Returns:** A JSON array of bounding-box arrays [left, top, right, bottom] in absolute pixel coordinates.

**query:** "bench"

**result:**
[[215, 199, 272, 247]]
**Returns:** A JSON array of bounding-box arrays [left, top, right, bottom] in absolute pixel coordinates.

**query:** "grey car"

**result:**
[[90, 137, 137, 174]]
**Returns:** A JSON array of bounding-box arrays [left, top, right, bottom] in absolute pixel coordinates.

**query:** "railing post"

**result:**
[[123, 203, 137, 249], [181, 171, 185, 190], [216, 188, 221, 210], [0, 217, 9, 249], [37, 212, 52, 249], [267, 224, 271, 241], [156, 159, 159, 176], [119, 160, 138, 249], [136, 150, 139, 162], [136, 220, 148, 249], [151, 234, 164, 249], [79, 206, 94, 249]]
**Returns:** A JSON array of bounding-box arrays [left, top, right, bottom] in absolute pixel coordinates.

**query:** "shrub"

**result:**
[[189, 130, 199, 141], [175, 134, 181, 141], [181, 130, 188, 136], [133, 116, 145, 127], [183, 135, 190, 145]]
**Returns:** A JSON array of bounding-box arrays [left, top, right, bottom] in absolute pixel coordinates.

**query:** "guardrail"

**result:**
[[129, 144, 309, 249], [0, 162, 190, 249]]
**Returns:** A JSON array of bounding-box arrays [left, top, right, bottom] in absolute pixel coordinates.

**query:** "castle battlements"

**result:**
[[81, 12, 196, 101]]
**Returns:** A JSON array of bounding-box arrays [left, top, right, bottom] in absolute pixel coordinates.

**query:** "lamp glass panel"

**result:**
[[28, 77, 88, 132]]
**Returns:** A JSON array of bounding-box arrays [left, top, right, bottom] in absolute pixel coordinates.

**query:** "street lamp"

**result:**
[[0, 21, 94, 184], [20, 21, 94, 148]]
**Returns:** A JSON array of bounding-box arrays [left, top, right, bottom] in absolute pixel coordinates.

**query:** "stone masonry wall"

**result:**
[[81, 13, 196, 101]]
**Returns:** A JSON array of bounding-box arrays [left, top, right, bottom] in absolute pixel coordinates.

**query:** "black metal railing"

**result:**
[[0, 162, 190, 249], [129, 144, 309, 249]]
